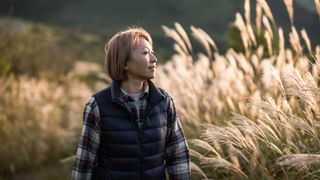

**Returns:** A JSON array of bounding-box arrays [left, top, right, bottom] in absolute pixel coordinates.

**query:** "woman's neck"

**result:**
[[121, 79, 146, 94]]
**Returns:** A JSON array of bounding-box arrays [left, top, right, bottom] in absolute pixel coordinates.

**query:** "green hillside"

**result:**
[[0, 0, 319, 60]]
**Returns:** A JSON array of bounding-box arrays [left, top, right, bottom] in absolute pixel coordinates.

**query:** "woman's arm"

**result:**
[[72, 97, 101, 180], [165, 98, 190, 180]]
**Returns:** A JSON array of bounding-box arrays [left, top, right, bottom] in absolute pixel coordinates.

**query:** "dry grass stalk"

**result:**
[[162, 25, 189, 55], [249, 95, 290, 127], [276, 28, 287, 71], [259, 119, 283, 147], [204, 123, 256, 155], [190, 149, 205, 160], [173, 43, 185, 57], [190, 161, 209, 179], [247, 23, 257, 46], [282, 67, 319, 114], [190, 145, 241, 175], [311, 60, 319, 82], [315, 0, 320, 19], [201, 156, 248, 178], [174, 22, 193, 54], [264, 31, 273, 56], [283, 0, 294, 24], [190, 139, 221, 157], [264, 94, 288, 118], [262, 15, 273, 39], [231, 113, 260, 135], [289, 26, 302, 55], [227, 144, 241, 169], [200, 28, 219, 53], [288, 114, 318, 139], [255, 2, 262, 34], [190, 26, 216, 58], [233, 51, 254, 77], [277, 154, 320, 167], [286, 49, 294, 65], [257, 0, 276, 28], [194, 26, 218, 53], [278, 28, 285, 54], [262, 65, 285, 95], [316, 46, 320, 61], [300, 28, 312, 55], [226, 96, 236, 112], [244, 0, 251, 25], [235, 13, 250, 52]]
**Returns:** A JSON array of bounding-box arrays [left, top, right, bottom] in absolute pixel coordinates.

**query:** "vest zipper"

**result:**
[[115, 97, 165, 179], [141, 99, 164, 130], [116, 99, 143, 178]]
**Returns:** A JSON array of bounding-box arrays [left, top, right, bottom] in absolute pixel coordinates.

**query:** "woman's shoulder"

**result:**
[[94, 86, 112, 96], [156, 87, 175, 104], [155, 86, 169, 96], [91, 86, 112, 103]]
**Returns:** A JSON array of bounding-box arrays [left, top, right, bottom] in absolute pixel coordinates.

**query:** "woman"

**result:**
[[72, 27, 190, 180]]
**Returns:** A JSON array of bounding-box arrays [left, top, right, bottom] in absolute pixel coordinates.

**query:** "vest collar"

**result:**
[[111, 80, 165, 107]]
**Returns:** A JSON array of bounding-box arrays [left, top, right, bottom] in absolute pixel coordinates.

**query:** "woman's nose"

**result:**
[[151, 53, 157, 63]]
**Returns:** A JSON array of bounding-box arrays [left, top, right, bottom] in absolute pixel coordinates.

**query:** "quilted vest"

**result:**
[[92, 80, 170, 180]]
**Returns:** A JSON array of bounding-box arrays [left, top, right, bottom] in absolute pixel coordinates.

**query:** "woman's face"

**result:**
[[125, 38, 157, 81]]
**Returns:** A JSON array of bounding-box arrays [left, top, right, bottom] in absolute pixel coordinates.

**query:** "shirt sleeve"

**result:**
[[71, 97, 101, 180], [165, 98, 191, 180]]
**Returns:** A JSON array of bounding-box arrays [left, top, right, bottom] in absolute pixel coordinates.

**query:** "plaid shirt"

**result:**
[[121, 82, 149, 130], [72, 82, 190, 180]]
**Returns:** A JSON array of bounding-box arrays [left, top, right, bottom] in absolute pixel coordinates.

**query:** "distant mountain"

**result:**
[[0, 0, 319, 56], [295, 0, 318, 13]]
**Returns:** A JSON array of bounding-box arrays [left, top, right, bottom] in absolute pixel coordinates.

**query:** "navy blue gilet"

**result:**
[[92, 80, 170, 180]]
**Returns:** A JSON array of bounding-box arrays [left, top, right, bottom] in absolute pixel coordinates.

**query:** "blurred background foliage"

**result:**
[[0, 0, 319, 65]]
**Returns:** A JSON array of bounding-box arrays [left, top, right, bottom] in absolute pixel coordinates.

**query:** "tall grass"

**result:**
[[0, 72, 92, 175], [0, 17, 111, 177], [156, 0, 320, 179]]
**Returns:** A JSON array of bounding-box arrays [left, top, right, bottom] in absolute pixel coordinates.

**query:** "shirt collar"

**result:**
[[121, 81, 149, 102], [111, 80, 164, 107]]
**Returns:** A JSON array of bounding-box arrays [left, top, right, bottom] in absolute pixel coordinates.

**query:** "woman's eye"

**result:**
[[143, 51, 148, 55]]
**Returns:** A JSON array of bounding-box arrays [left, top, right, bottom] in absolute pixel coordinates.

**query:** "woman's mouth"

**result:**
[[148, 65, 156, 70]]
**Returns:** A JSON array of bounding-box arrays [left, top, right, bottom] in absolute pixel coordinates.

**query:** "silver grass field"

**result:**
[[0, 0, 320, 179]]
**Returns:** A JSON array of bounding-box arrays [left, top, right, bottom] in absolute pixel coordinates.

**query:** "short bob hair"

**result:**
[[104, 27, 152, 80]]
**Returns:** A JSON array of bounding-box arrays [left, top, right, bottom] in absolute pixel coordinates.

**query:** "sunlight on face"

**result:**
[[125, 38, 157, 81]]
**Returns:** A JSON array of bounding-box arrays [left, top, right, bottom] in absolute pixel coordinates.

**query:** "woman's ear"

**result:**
[[124, 62, 129, 71], [124, 65, 129, 71], [124, 53, 131, 71]]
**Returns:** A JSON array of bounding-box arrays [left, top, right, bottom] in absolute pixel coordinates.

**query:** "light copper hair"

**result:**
[[104, 27, 152, 80]]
